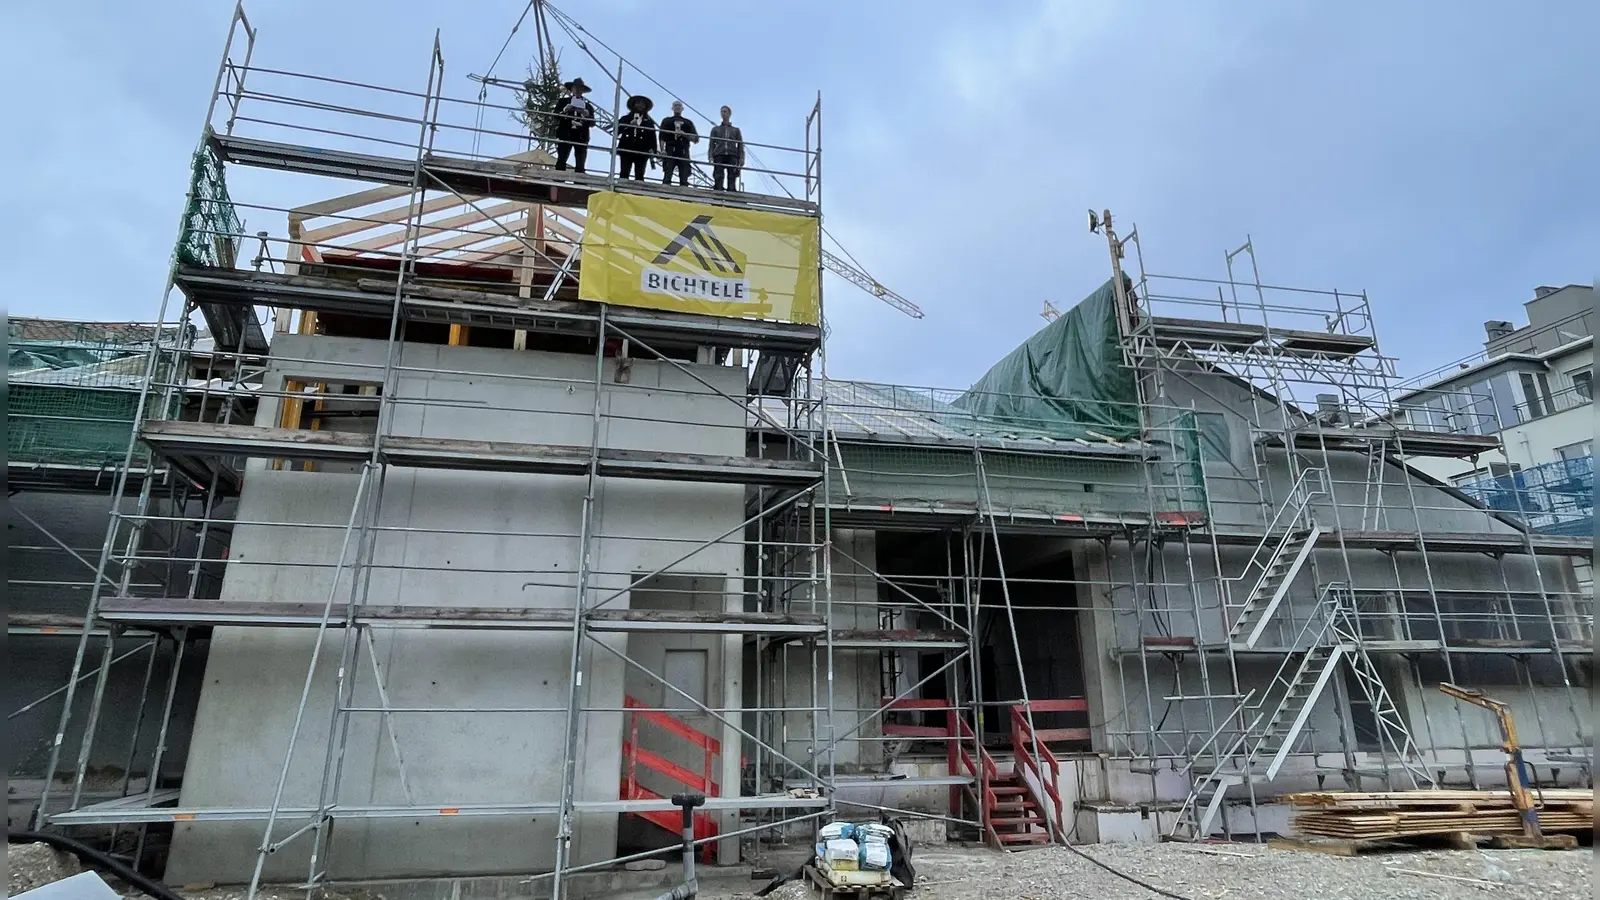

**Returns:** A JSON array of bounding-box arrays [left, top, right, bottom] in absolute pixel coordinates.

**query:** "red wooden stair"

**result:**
[[883, 696, 1088, 850]]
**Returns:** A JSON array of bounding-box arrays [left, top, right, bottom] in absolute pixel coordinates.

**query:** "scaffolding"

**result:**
[[27, 5, 1594, 894]]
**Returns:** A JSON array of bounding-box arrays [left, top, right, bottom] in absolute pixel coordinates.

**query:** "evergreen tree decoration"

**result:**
[[513, 56, 565, 150]]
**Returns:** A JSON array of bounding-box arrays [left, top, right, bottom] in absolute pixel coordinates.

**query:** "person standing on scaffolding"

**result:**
[[658, 100, 699, 187], [550, 77, 596, 173], [616, 95, 658, 181], [708, 106, 744, 191]]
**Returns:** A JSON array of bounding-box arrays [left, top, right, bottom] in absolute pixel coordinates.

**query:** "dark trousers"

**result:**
[[713, 161, 741, 191], [619, 152, 648, 180], [555, 141, 587, 173], [662, 154, 691, 186]]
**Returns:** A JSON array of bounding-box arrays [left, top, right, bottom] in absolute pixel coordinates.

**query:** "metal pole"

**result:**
[[550, 303, 609, 900]]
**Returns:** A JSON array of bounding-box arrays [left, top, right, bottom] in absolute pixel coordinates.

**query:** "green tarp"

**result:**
[[954, 277, 1140, 441]]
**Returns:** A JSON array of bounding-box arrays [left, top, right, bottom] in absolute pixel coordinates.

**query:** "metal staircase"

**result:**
[[1173, 584, 1431, 838], [1226, 469, 1327, 649]]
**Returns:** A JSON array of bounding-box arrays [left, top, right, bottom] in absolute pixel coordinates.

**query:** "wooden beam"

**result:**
[[288, 148, 552, 221], [413, 217, 530, 258], [344, 200, 528, 253], [299, 191, 489, 245]]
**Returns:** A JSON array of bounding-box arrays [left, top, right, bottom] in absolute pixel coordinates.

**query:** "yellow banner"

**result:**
[[578, 192, 820, 325]]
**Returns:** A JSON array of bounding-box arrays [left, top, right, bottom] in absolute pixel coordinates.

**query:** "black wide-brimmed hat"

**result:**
[[563, 77, 592, 94], [626, 94, 653, 113]]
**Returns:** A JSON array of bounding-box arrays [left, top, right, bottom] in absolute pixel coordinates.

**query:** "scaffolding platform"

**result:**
[[816, 501, 1172, 536], [139, 420, 824, 487], [173, 266, 823, 355], [828, 629, 968, 650], [1210, 527, 1592, 557], [6, 461, 165, 495], [47, 791, 828, 827], [1141, 316, 1377, 359], [1258, 425, 1503, 458], [95, 597, 828, 635], [1119, 639, 1592, 658], [210, 134, 819, 217]]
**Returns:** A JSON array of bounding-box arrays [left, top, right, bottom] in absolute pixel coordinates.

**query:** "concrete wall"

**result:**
[[7, 488, 213, 819], [167, 336, 746, 883]]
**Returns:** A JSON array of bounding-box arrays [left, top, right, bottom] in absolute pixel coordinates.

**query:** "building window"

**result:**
[[1518, 372, 1554, 419], [1556, 441, 1592, 462], [1566, 367, 1593, 402]]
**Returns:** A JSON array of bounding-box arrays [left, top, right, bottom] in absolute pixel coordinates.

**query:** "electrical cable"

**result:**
[[9, 830, 185, 900], [474, 0, 536, 158], [1058, 840, 1197, 900]]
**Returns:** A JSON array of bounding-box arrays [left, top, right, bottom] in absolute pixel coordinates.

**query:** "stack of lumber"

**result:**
[[1286, 789, 1594, 840]]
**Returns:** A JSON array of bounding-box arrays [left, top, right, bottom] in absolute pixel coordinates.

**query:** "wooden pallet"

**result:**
[[1284, 789, 1593, 843], [801, 864, 905, 899]]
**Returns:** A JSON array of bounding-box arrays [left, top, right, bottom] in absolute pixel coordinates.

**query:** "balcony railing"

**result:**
[[1514, 384, 1593, 423], [1456, 455, 1594, 535]]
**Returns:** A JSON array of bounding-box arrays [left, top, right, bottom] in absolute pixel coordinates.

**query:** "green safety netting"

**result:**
[[954, 276, 1140, 441], [8, 385, 149, 467], [8, 333, 182, 468], [176, 136, 243, 268]]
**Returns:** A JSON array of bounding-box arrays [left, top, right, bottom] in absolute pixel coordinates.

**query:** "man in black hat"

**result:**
[[550, 78, 596, 173], [616, 94, 658, 181], [708, 105, 744, 191], [657, 100, 699, 188]]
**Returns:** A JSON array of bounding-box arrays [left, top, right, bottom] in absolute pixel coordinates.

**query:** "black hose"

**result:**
[[8, 830, 186, 900]]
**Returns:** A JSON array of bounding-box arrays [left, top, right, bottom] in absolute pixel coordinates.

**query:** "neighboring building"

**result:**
[[1393, 283, 1594, 585]]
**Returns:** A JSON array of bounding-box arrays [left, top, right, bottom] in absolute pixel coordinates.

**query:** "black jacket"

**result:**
[[550, 96, 595, 141], [658, 115, 699, 156], [617, 112, 658, 154]]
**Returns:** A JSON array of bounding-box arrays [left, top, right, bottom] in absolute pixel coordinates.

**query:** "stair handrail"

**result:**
[[1232, 467, 1327, 609], [950, 712, 999, 842], [1176, 689, 1257, 774], [1010, 703, 1066, 842], [1171, 602, 1342, 836]]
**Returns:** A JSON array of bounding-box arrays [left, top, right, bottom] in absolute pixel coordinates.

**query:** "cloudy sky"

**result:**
[[6, 1, 1595, 388]]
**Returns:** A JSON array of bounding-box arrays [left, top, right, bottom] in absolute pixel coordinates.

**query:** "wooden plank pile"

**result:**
[[1286, 788, 1594, 841]]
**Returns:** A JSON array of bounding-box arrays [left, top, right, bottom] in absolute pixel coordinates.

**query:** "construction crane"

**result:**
[[1437, 682, 1577, 849], [470, 1, 925, 323], [1041, 300, 1061, 322]]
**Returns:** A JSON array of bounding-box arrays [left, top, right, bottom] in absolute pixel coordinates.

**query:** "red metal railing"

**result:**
[[1010, 698, 1088, 843], [620, 695, 723, 861]]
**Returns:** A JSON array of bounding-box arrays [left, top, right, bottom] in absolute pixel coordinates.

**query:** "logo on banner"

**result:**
[[641, 215, 752, 302]]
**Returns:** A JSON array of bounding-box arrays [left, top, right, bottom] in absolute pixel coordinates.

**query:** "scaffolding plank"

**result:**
[[173, 266, 822, 355], [6, 462, 164, 496], [210, 134, 817, 216], [1210, 527, 1592, 557], [96, 597, 829, 634], [46, 793, 826, 826], [829, 629, 968, 649], [1260, 426, 1502, 458], [1144, 317, 1266, 348], [138, 421, 823, 486], [1271, 328, 1377, 358]]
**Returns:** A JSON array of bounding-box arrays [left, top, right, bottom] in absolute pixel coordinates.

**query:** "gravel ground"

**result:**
[[9, 842, 83, 895], [718, 842, 1591, 900], [11, 841, 1590, 900]]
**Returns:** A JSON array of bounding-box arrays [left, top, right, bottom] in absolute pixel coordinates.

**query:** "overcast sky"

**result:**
[[6, 1, 1595, 388]]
